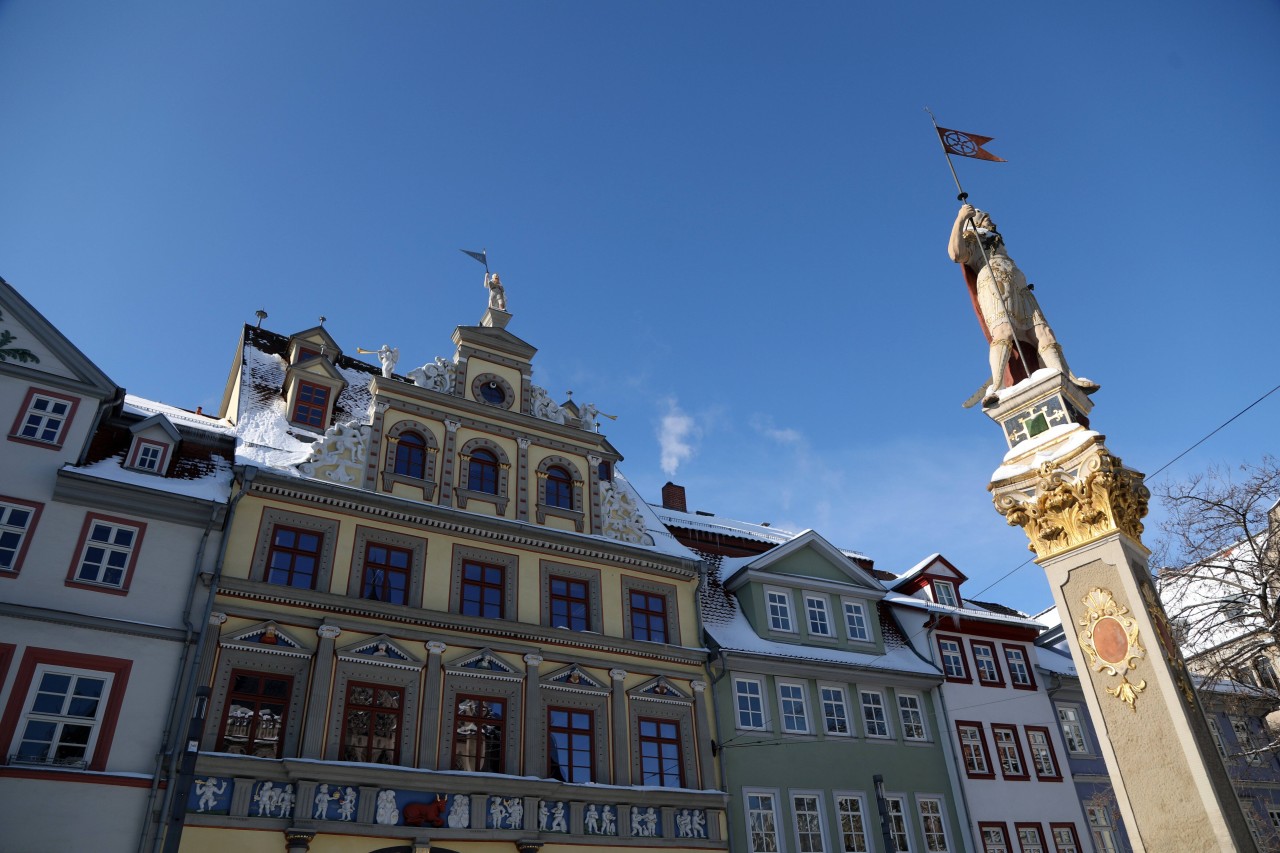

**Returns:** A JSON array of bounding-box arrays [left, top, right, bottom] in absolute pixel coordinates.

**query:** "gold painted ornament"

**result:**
[[1077, 588, 1147, 712]]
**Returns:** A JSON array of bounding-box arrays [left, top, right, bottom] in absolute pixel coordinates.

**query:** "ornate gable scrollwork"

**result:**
[[993, 445, 1149, 559], [542, 664, 607, 693], [296, 419, 370, 484], [600, 481, 653, 546], [445, 648, 522, 681]]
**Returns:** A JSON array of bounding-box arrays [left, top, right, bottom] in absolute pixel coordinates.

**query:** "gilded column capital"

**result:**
[[992, 441, 1149, 559]]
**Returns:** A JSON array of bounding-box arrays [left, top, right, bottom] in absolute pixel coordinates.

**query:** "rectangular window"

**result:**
[[1015, 824, 1046, 853], [806, 594, 832, 637], [128, 438, 168, 473], [971, 641, 1003, 685], [1049, 824, 1081, 853], [1085, 807, 1119, 853], [12, 667, 112, 767], [898, 693, 928, 741], [1231, 717, 1264, 766], [957, 722, 993, 778], [0, 497, 41, 575], [360, 542, 412, 605], [918, 797, 949, 852], [1025, 727, 1061, 780], [1003, 645, 1036, 688], [992, 725, 1028, 779], [217, 669, 292, 758], [735, 678, 767, 730], [938, 637, 969, 681], [10, 388, 78, 448], [767, 589, 794, 632], [932, 580, 958, 607], [548, 706, 593, 782], [843, 600, 870, 641], [981, 824, 1011, 853], [548, 575, 589, 631], [291, 381, 329, 428], [1207, 717, 1229, 760], [265, 525, 323, 589], [793, 793, 827, 853], [461, 560, 506, 618], [746, 791, 780, 853], [861, 690, 890, 738], [836, 795, 869, 853], [778, 682, 810, 734], [1269, 807, 1280, 833], [886, 796, 911, 852], [340, 681, 403, 765], [629, 589, 668, 643], [821, 685, 850, 735], [638, 717, 684, 787], [1057, 705, 1089, 754], [452, 695, 505, 772], [67, 514, 145, 593]]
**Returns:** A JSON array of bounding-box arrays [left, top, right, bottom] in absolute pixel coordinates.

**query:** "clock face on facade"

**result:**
[[479, 382, 506, 406]]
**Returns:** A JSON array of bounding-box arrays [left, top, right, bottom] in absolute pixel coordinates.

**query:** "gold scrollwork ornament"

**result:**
[[1077, 587, 1147, 712]]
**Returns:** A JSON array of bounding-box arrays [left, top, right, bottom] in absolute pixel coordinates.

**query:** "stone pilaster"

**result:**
[[419, 640, 447, 768], [198, 612, 228, 686], [691, 679, 713, 788], [609, 668, 629, 784], [440, 419, 460, 507], [300, 625, 341, 759], [523, 654, 543, 775], [587, 454, 602, 535], [517, 437, 531, 522]]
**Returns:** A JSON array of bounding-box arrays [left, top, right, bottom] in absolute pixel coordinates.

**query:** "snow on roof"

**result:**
[[610, 470, 703, 560], [885, 591, 1047, 630], [895, 552, 944, 585], [705, 605, 940, 677], [1032, 604, 1062, 630], [68, 454, 233, 503], [651, 504, 872, 562], [1035, 644, 1077, 676], [124, 394, 235, 437]]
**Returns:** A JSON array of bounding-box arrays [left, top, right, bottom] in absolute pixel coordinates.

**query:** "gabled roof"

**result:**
[[892, 553, 969, 592], [130, 412, 182, 443], [724, 529, 886, 597], [452, 323, 538, 361]]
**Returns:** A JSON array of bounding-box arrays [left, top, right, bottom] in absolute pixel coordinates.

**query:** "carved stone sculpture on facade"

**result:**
[[600, 481, 654, 546], [948, 204, 1098, 407], [375, 789, 400, 825], [195, 777, 226, 813], [579, 402, 616, 432], [358, 345, 399, 378], [408, 356, 455, 394], [447, 793, 470, 828], [529, 384, 567, 424], [296, 420, 370, 484]]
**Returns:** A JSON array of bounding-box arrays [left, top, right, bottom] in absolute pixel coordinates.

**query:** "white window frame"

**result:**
[[11, 665, 114, 767], [15, 391, 73, 445], [735, 677, 768, 731], [1230, 717, 1264, 766], [971, 643, 1000, 683], [74, 518, 142, 589], [834, 792, 870, 853], [992, 726, 1025, 777], [958, 723, 990, 775], [777, 681, 810, 734], [745, 789, 782, 853], [938, 638, 967, 679], [916, 795, 950, 853], [819, 685, 851, 736], [767, 588, 795, 633], [932, 580, 958, 607], [1056, 705, 1089, 754], [805, 593, 833, 637], [1004, 646, 1033, 686], [1026, 728, 1059, 778], [1268, 806, 1280, 834], [1050, 825, 1081, 853], [0, 499, 38, 574], [898, 692, 929, 741], [885, 794, 912, 852], [1085, 806, 1119, 853], [842, 598, 870, 642], [860, 689, 891, 739], [791, 791, 828, 853], [1016, 825, 1046, 853]]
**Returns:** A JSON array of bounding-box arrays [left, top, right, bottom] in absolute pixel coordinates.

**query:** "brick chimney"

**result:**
[[661, 482, 687, 512]]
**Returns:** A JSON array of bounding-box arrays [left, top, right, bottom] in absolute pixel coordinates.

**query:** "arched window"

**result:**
[[545, 466, 573, 509], [393, 432, 426, 479], [468, 450, 499, 494]]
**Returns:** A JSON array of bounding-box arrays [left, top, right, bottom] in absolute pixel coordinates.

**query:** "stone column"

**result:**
[[418, 640, 447, 768], [440, 419, 461, 507], [609, 668, 629, 784], [198, 612, 228, 687], [516, 437, 531, 522], [691, 679, 713, 789], [282, 829, 314, 853], [986, 374, 1255, 851], [587, 454, 602, 535], [300, 625, 341, 759], [523, 654, 543, 775]]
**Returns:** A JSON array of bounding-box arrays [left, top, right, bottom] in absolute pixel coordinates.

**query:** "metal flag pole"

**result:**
[[926, 108, 1038, 398], [460, 247, 489, 276]]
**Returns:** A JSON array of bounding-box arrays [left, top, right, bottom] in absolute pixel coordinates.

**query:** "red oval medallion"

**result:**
[[1093, 616, 1130, 665]]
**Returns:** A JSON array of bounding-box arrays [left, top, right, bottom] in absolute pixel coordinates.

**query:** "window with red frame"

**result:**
[[549, 575, 589, 631], [393, 432, 427, 479], [629, 590, 668, 643], [1015, 823, 1047, 853], [341, 681, 403, 764], [1025, 726, 1062, 780], [128, 438, 168, 473], [638, 717, 683, 787], [11, 389, 77, 447], [1003, 645, 1036, 689], [971, 641, 1004, 685], [1049, 823, 1082, 853], [548, 706, 593, 782], [291, 381, 329, 428], [544, 466, 573, 509], [360, 542, 412, 605], [980, 824, 1011, 853], [0, 497, 42, 575], [70, 516, 144, 591], [938, 637, 969, 681], [957, 721, 994, 778], [460, 560, 505, 618], [932, 579, 959, 607], [452, 695, 504, 772], [265, 525, 324, 589], [992, 725, 1029, 779], [467, 449, 499, 494], [217, 670, 292, 758]]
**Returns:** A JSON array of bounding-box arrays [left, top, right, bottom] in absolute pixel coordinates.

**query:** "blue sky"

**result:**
[[3, 2, 1278, 613]]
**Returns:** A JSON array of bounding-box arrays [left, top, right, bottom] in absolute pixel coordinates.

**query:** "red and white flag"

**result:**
[[935, 127, 1006, 162]]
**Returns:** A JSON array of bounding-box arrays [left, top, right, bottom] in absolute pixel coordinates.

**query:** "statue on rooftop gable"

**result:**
[[579, 402, 617, 433], [530, 384, 567, 424], [408, 356, 455, 394], [485, 272, 507, 311], [357, 345, 399, 378], [948, 203, 1098, 407]]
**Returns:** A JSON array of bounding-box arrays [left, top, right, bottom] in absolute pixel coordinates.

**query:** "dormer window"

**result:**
[[127, 439, 169, 474], [292, 382, 330, 429], [932, 580, 959, 608], [125, 413, 181, 477]]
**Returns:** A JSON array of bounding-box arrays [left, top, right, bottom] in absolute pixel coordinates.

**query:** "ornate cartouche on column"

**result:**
[[956, 204, 1256, 852]]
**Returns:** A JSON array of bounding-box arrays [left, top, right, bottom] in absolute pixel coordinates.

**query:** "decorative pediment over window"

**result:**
[[892, 554, 969, 607], [628, 675, 690, 703], [542, 664, 606, 692], [445, 648, 521, 681], [287, 326, 343, 365], [221, 621, 310, 658], [283, 356, 348, 432], [336, 635, 421, 670]]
